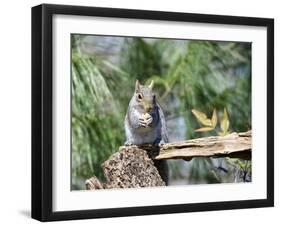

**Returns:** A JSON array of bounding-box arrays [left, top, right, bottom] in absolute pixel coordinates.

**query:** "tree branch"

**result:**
[[155, 130, 251, 161], [85, 131, 251, 190]]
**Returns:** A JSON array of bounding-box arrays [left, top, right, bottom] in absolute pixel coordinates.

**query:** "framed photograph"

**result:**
[[32, 4, 274, 221]]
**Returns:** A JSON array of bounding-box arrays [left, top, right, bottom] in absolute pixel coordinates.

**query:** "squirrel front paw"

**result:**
[[138, 117, 148, 127], [139, 113, 153, 127], [146, 114, 153, 126]]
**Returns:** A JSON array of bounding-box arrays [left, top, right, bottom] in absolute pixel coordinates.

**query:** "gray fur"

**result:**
[[124, 81, 168, 145]]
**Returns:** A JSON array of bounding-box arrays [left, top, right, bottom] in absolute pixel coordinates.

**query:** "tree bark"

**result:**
[[86, 131, 251, 190], [155, 130, 251, 161], [86, 145, 166, 190]]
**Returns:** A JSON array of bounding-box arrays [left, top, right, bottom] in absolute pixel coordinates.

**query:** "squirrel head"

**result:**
[[134, 80, 156, 113]]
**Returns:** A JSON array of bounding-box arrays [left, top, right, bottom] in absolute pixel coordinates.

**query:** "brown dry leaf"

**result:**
[[192, 109, 212, 127], [195, 127, 214, 132], [211, 109, 217, 128], [220, 108, 230, 136]]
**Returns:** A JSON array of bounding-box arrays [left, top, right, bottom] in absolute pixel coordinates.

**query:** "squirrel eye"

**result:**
[[137, 94, 142, 100]]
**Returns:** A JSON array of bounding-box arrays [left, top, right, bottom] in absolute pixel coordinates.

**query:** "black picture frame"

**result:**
[[32, 3, 274, 222]]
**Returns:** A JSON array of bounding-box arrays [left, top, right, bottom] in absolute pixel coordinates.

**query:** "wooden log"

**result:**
[[86, 131, 251, 190], [155, 130, 251, 161]]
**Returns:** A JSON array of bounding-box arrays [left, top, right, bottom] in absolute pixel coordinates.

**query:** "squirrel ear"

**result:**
[[135, 80, 140, 92], [149, 80, 154, 89]]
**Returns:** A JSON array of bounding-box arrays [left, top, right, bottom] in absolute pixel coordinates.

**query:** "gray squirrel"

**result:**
[[124, 80, 169, 184], [124, 80, 169, 145]]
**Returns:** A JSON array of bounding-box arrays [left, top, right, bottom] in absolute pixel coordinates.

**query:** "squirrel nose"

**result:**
[[145, 106, 152, 113]]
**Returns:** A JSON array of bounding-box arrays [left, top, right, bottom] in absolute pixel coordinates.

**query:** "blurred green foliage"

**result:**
[[71, 35, 251, 190]]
